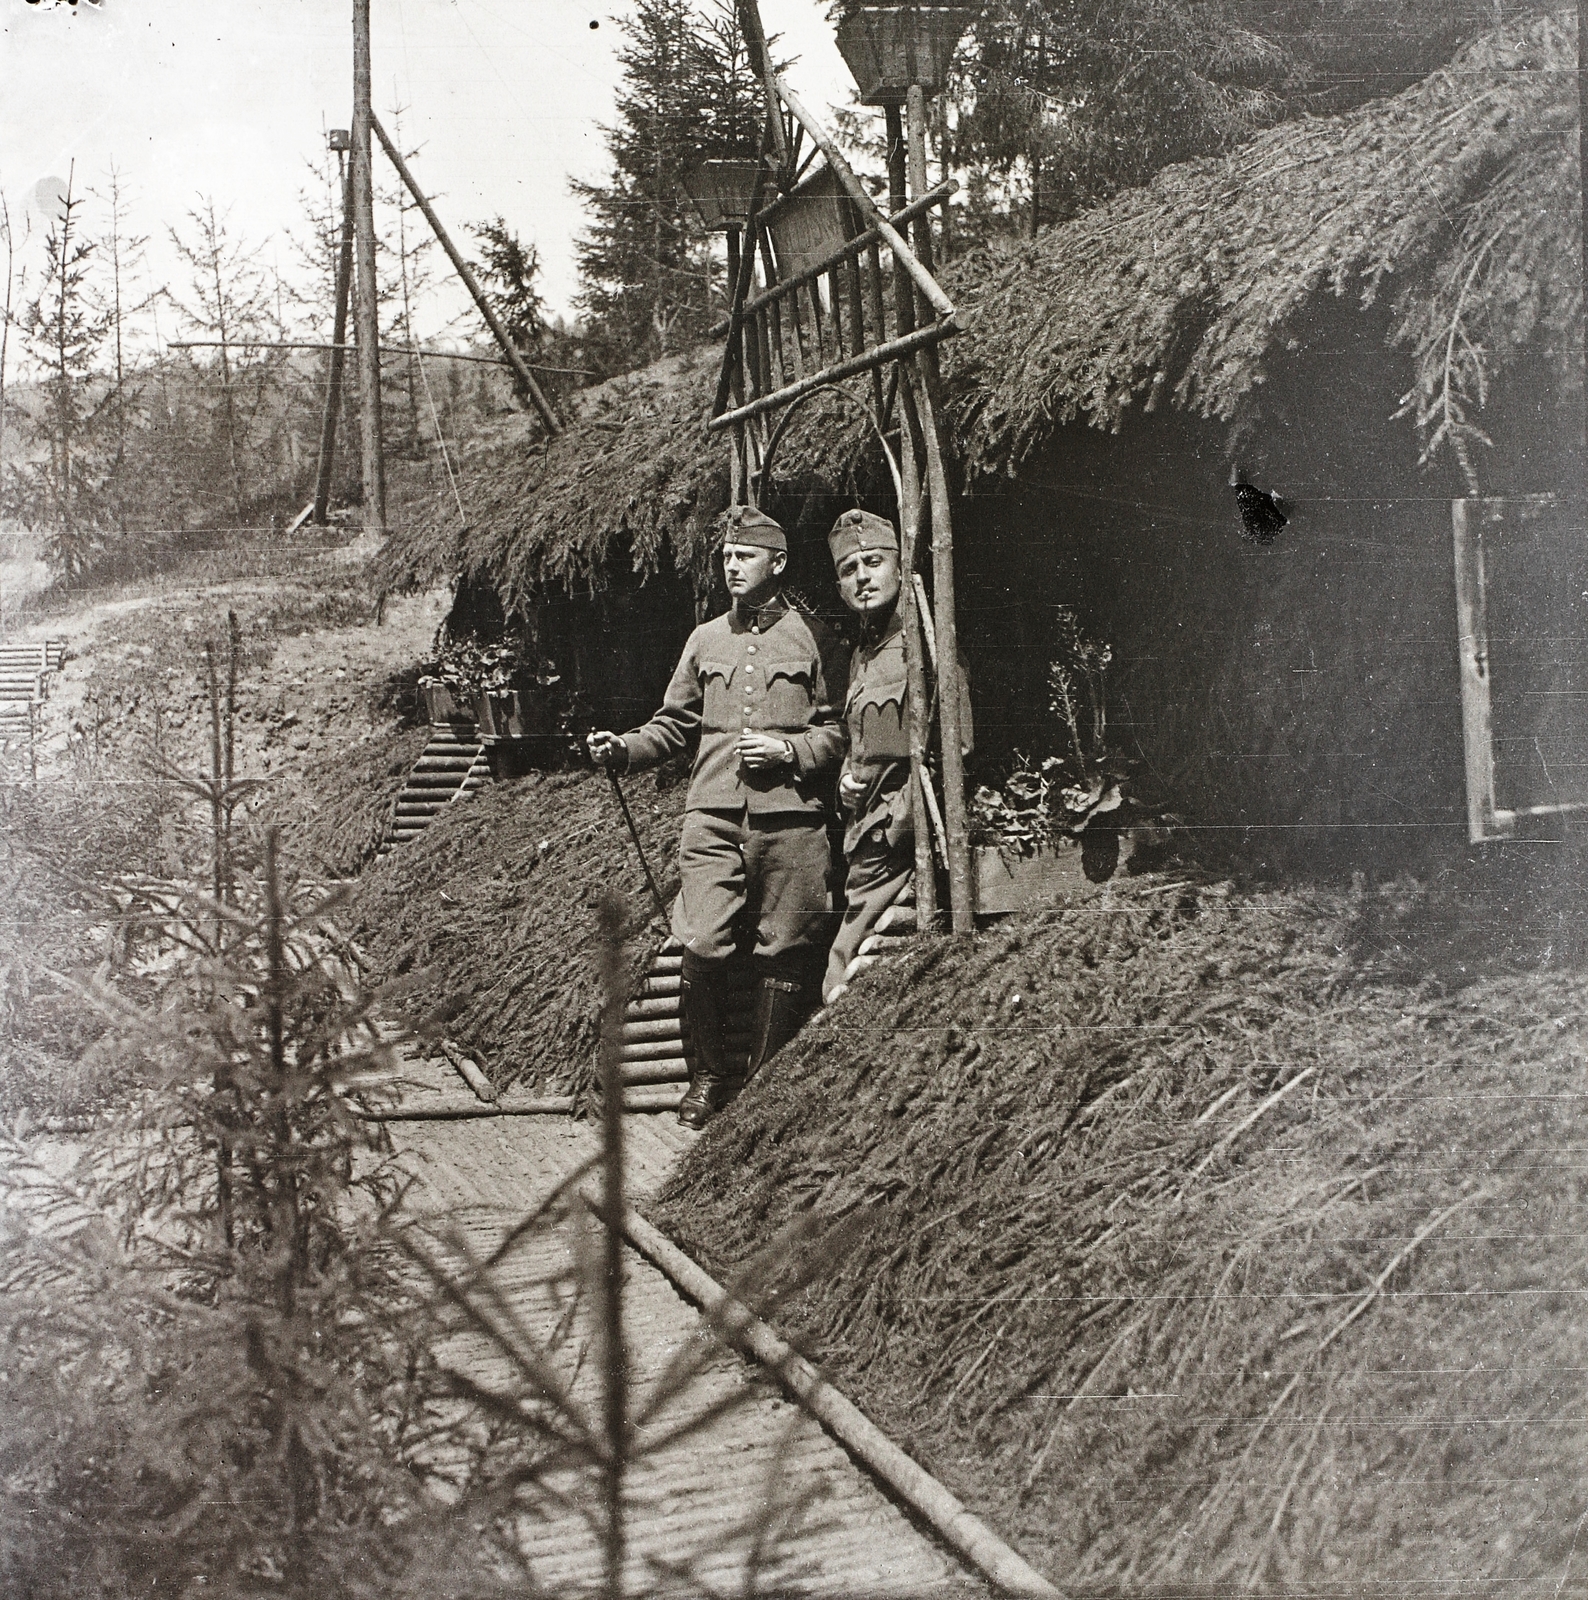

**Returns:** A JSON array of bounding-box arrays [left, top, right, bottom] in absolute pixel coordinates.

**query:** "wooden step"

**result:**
[[621, 1058, 689, 1086], [624, 994, 684, 1023]]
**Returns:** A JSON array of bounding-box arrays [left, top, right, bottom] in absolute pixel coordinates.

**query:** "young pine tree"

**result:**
[[572, 0, 762, 376], [94, 162, 155, 535], [167, 199, 287, 525], [13, 166, 116, 580]]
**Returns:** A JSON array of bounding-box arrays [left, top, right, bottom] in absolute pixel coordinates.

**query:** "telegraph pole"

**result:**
[[312, 141, 354, 525], [352, 0, 386, 535]]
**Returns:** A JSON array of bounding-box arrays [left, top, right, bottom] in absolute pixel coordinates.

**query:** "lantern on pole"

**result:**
[[834, 4, 973, 105], [681, 158, 762, 232], [685, 157, 763, 338]]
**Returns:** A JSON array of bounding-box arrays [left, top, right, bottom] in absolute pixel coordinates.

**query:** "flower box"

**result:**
[[971, 834, 1118, 916], [420, 682, 473, 726], [474, 688, 554, 743], [682, 157, 762, 231]]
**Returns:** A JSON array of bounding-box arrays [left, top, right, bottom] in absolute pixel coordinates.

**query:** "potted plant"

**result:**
[[418, 639, 521, 726], [969, 612, 1178, 914]]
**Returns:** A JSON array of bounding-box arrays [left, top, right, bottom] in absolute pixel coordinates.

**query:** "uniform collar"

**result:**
[[731, 592, 789, 632], [857, 599, 904, 648]]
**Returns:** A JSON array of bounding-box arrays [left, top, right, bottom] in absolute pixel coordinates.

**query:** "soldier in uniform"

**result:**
[[587, 506, 847, 1128], [823, 508, 971, 1003]]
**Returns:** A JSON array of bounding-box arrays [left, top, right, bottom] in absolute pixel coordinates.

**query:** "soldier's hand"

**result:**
[[587, 730, 627, 768], [838, 772, 867, 809], [736, 731, 794, 772]]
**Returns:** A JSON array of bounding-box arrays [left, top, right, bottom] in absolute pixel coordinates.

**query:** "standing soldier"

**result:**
[[824, 508, 972, 1003], [587, 506, 847, 1128]]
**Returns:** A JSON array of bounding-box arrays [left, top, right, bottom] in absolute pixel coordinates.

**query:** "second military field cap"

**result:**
[[720, 505, 788, 552], [828, 507, 899, 564]]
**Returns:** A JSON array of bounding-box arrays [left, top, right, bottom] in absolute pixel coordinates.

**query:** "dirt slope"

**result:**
[[652, 863, 1588, 1594], [345, 765, 689, 1095]]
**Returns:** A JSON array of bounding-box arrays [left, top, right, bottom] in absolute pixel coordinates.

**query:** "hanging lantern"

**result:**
[[765, 165, 862, 280], [682, 158, 762, 231], [835, 4, 974, 105]]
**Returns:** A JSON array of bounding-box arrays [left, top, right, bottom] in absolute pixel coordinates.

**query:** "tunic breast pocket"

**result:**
[[763, 661, 814, 728], [700, 659, 736, 730]]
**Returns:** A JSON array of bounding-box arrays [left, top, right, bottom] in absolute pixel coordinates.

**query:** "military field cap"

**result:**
[[828, 507, 899, 565], [720, 504, 787, 553]]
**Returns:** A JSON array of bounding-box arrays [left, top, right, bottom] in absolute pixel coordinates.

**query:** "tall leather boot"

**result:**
[[677, 957, 737, 1130], [743, 968, 812, 1087]]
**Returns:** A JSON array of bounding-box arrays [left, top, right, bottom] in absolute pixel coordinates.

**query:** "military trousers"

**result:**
[[671, 806, 838, 970], [823, 823, 914, 1002]]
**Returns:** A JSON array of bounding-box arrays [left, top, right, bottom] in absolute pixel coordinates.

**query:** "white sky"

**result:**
[[0, 0, 857, 350]]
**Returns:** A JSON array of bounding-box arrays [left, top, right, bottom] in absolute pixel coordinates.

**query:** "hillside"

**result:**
[[344, 766, 688, 1096], [652, 862, 1588, 1592]]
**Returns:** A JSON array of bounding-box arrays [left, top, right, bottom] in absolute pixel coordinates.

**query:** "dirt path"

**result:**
[[386, 1067, 982, 1597], [12, 550, 448, 780]]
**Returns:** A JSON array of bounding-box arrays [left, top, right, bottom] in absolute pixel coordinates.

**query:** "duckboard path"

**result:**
[[386, 1077, 984, 1598]]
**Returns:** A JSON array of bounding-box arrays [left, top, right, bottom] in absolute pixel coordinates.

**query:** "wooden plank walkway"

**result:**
[[386, 1077, 981, 1597]]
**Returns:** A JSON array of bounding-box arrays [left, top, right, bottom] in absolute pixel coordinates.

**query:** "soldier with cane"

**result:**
[[587, 506, 848, 1128]]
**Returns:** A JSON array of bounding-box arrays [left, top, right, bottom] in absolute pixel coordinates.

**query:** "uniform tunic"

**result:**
[[823, 606, 972, 999], [621, 595, 848, 966]]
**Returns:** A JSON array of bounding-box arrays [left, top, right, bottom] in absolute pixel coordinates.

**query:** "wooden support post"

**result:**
[[371, 114, 562, 436], [710, 161, 770, 422], [1452, 499, 1510, 842], [312, 160, 355, 525], [884, 101, 937, 926], [912, 367, 972, 930], [907, 86, 972, 932], [351, 0, 385, 535], [907, 85, 944, 394], [1578, 0, 1588, 480]]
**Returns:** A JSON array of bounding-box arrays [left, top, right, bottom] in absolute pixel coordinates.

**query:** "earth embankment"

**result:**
[[652, 866, 1588, 1592]]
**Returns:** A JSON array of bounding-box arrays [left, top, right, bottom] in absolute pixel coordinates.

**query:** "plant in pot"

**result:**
[[969, 611, 1178, 911], [418, 637, 515, 725]]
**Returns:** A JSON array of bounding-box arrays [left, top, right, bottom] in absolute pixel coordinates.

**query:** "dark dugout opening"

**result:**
[[950, 295, 1579, 872]]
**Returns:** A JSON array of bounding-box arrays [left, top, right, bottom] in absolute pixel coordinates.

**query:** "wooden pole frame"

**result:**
[[370, 113, 563, 436], [312, 158, 354, 526], [906, 84, 972, 931], [720, 0, 972, 930], [886, 105, 940, 928], [772, 77, 954, 321], [352, 0, 385, 535]]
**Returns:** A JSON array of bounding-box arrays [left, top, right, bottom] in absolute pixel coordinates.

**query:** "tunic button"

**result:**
[[746, 645, 757, 654]]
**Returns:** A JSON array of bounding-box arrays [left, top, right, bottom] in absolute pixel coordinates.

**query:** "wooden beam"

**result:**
[[371, 113, 562, 435], [707, 320, 957, 430], [352, 0, 386, 534], [736, 0, 790, 175]]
